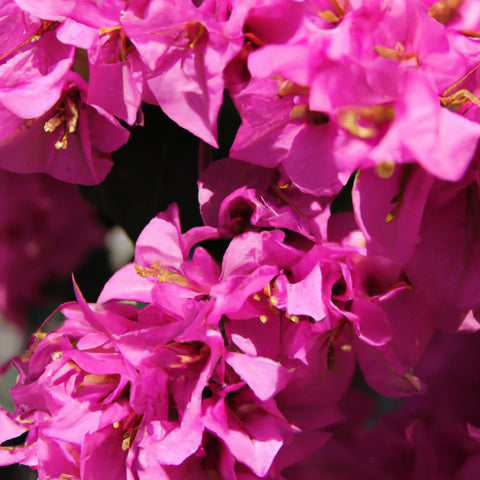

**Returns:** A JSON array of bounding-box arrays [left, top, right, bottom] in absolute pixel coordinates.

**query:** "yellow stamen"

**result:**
[[99, 25, 122, 35], [337, 105, 393, 139], [440, 88, 480, 109], [330, 0, 347, 17], [185, 21, 206, 48], [428, 0, 464, 24], [275, 78, 310, 98], [374, 44, 417, 63], [122, 431, 131, 451], [374, 45, 402, 61], [337, 110, 377, 139], [460, 30, 480, 39], [51, 351, 62, 361], [65, 96, 79, 133], [376, 161, 395, 178], [318, 10, 339, 23], [55, 134, 68, 150], [135, 262, 193, 289], [44, 114, 63, 133]]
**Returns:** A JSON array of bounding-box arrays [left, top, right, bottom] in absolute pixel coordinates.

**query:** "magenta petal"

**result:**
[[468, 424, 480, 443], [248, 44, 310, 86], [350, 298, 393, 347], [355, 338, 422, 398], [0, 32, 74, 118], [225, 352, 288, 401], [81, 424, 127, 480], [0, 446, 32, 466], [88, 61, 142, 126], [282, 123, 342, 196], [286, 264, 326, 320], [13, 0, 75, 21], [97, 263, 154, 304], [135, 211, 183, 268], [398, 72, 480, 181], [204, 398, 283, 477], [0, 409, 25, 444]]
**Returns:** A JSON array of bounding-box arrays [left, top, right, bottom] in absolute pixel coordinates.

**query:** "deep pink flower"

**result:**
[[0, 26, 74, 119], [0, 72, 129, 184], [0, 170, 103, 327], [199, 157, 333, 241], [121, 0, 250, 146]]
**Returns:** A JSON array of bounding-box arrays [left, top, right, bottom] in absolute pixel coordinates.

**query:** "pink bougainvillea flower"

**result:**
[[0, 26, 74, 119], [86, 27, 144, 126], [13, 0, 127, 28], [303, 329, 480, 480], [352, 164, 435, 266], [230, 77, 345, 196], [0, 285, 222, 478], [98, 204, 219, 309], [243, 0, 480, 183], [0, 170, 103, 327], [0, 72, 129, 184], [121, 0, 251, 146], [370, 71, 480, 182], [199, 157, 333, 241], [354, 162, 480, 333], [0, 0, 41, 61]]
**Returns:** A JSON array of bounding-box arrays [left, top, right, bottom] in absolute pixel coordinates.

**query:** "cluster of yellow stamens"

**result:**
[[43, 91, 79, 150]]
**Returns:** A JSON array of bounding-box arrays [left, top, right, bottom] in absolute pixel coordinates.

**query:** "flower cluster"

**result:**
[[0, 170, 103, 328], [1, 0, 480, 478]]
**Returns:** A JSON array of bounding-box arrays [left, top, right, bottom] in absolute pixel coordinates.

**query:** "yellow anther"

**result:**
[[122, 431, 131, 450], [337, 110, 377, 139], [440, 88, 480, 111], [337, 105, 393, 139], [376, 161, 395, 178], [55, 134, 68, 150], [374, 45, 402, 61], [51, 351, 62, 361], [113, 421, 120, 429], [65, 96, 79, 133], [184, 21, 206, 48], [403, 370, 422, 391], [253, 294, 261, 301], [318, 10, 339, 23], [259, 315, 268, 323], [289, 315, 299, 323], [275, 77, 310, 98], [135, 262, 193, 289], [428, 0, 464, 24], [15, 416, 34, 424], [374, 44, 417, 63], [290, 104, 329, 125], [340, 344, 352, 352], [460, 30, 480, 39], [99, 25, 122, 34], [44, 115, 63, 133], [84, 374, 118, 385], [330, 0, 347, 16]]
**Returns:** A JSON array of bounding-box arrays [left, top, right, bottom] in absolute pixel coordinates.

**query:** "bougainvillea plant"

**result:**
[[1, 0, 480, 478]]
